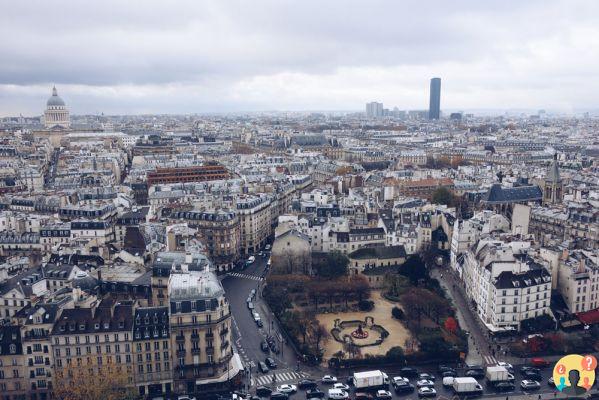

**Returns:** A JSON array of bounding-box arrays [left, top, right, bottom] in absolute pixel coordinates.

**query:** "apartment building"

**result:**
[[132, 307, 172, 397], [169, 271, 239, 394], [235, 195, 273, 255]]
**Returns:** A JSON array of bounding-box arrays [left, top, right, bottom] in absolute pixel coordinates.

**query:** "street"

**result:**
[[222, 251, 307, 391]]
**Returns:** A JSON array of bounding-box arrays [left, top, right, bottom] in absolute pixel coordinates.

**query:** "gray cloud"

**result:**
[[1, 0, 598, 115]]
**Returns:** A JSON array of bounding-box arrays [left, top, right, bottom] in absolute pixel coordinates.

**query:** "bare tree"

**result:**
[[53, 362, 135, 400]]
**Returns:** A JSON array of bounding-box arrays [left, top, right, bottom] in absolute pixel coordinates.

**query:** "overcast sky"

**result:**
[[1, 0, 598, 116]]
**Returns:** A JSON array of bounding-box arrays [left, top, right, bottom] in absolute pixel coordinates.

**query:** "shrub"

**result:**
[[392, 306, 405, 320], [358, 300, 374, 311]]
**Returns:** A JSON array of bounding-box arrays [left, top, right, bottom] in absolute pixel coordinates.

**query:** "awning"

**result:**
[[195, 353, 244, 386], [577, 309, 599, 325]]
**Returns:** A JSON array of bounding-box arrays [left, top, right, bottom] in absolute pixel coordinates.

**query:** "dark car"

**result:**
[[305, 389, 325, 398], [493, 382, 515, 392], [258, 361, 269, 373], [400, 367, 419, 378], [520, 366, 541, 374], [465, 369, 485, 379], [260, 341, 270, 352], [256, 320, 264, 328], [418, 373, 436, 382], [394, 382, 415, 394], [355, 393, 373, 400], [298, 379, 318, 390], [270, 393, 289, 400], [256, 386, 272, 397], [270, 343, 280, 354], [522, 371, 543, 382], [438, 365, 454, 373], [442, 370, 457, 378], [265, 357, 277, 369]]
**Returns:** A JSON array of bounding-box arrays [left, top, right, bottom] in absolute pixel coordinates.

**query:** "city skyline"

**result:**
[[2, 1, 599, 116]]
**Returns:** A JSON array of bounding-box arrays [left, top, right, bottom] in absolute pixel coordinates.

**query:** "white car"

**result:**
[[276, 384, 297, 394], [520, 380, 541, 390], [418, 387, 437, 398], [376, 390, 393, 399], [322, 375, 338, 384], [247, 256, 256, 264], [416, 379, 435, 388], [333, 383, 350, 391], [393, 376, 409, 385], [328, 389, 349, 399], [497, 361, 513, 369]]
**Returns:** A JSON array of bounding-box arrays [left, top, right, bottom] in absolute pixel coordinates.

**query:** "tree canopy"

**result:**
[[316, 251, 349, 279]]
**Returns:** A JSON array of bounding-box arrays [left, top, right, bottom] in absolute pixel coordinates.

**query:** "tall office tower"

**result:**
[[428, 78, 441, 120], [365, 102, 384, 118]]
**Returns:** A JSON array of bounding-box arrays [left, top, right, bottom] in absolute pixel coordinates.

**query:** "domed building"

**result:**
[[43, 86, 70, 129]]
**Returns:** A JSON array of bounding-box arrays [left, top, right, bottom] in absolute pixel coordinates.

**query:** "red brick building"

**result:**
[[147, 164, 229, 185]]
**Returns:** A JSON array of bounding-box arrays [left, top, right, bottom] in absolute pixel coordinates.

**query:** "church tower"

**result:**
[[44, 86, 70, 129], [542, 154, 563, 205]]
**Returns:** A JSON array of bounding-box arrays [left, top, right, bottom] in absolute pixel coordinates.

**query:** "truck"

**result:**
[[452, 377, 483, 395], [353, 370, 390, 391], [485, 366, 510, 383]]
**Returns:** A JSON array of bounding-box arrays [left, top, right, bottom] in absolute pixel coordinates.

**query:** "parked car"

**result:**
[[416, 379, 435, 388], [522, 370, 543, 382], [327, 389, 349, 400], [530, 357, 550, 367], [333, 383, 350, 391], [247, 256, 256, 264], [400, 367, 419, 378], [265, 357, 277, 369], [520, 366, 541, 374], [265, 244, 271, 250], [417, 387, 437, 398], [256, 386, 272, 397], [276, 384, 297, 394], [298, 379, 317, 390], [496, 361, 514, 373], [305, 388, 325, 398], [270, 393, 288, 400], [393, 382, 415, 394], [260, 341, 269, 352], [418, 373, 436, 382], [521, 380, 541, 391], [321, 375, 338, 384], [393, 376, 409, 385], [247, 302, 254, 310], [354, 393, 373, 400], [438, 365, 453, 373], [465, 369, 485, 379], [258, 361, 269, 373], [442, 370, 456, 378], [493, 382, 515, 392], [178, 396, 197, 400], [375, 390, 392, 400], [256, 320, 263, 328]]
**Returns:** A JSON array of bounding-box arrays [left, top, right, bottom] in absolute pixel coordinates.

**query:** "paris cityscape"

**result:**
[[0, 2, 598, 400]]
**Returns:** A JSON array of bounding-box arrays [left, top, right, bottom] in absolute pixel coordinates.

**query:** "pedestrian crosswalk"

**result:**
[[252, 370, 310, 387], [227, 272, 264, 281], [483, 355, 498, 365]]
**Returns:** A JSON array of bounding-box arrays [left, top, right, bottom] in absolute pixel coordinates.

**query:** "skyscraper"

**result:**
[[428, 77, 441, 120], [365, 102, 384, 118]]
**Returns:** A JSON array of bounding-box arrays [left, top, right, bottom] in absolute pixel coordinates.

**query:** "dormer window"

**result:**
[[103, 322, 109, 329], [79, 324, 85, 330], [135, 331, 141, 339], [9, 344, 16, 354], [94, 323, 100, 330]]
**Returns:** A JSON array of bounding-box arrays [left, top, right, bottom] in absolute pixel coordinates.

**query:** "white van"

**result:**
[[253, 312, 261, 322]]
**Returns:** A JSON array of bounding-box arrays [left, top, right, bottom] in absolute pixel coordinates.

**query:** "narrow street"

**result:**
[[431, 267, 497, 365]]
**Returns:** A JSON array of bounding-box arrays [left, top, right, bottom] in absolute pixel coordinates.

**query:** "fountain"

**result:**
[[351, 323, 369, 339]]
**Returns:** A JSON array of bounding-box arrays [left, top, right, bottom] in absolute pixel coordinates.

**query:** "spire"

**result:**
[[545, 154, 561, 183], [52, 86, 57, 96]]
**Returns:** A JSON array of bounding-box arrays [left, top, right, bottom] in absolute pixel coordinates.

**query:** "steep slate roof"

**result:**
[[545, 159, 562, 183], [482, 184, 542, 204], [349, 245, 407, 260], [493, 267, 551, 289]]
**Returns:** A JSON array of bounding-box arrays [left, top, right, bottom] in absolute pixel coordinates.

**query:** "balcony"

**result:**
[[205, 332, 214, 339], [191, 348, 201, 355], [175, 334, 185, 342], [190, 332, 200, 339], [219, 327, 229, 336], [176, 350, 186, 357], [205, 346, 214, 355], [220, 341, 229, 350]]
